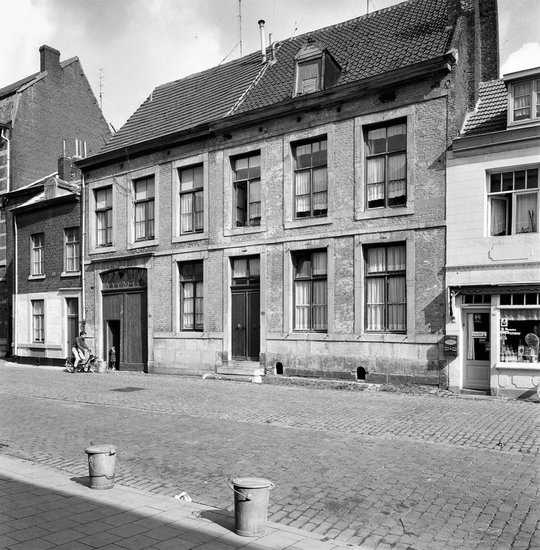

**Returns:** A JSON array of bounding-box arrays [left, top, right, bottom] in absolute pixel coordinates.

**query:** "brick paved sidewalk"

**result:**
[[0, 454, 360, 550]]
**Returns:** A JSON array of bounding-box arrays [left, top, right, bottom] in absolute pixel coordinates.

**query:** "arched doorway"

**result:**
[[101, 268, 148, 372]]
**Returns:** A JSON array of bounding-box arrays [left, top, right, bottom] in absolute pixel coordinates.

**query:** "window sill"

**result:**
[[61, 271, 81, 278], [172, 232, 208, 244], [90, 246, 116, 255], [224, 225, 267, 237], [355, 206, 414, 221], [127, 240, 159, 250], [284, 217, 332, 230], [496, 361, 540, 371], [507, 118, 540, 129], [28, 275, 45, 280]]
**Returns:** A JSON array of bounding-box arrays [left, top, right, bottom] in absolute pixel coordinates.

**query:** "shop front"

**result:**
[[448, 287, 540, 397]]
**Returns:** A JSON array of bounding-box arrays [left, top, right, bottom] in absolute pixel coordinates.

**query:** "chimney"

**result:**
[[58, 140, 72, 181], [258, 20, 267, 63], [39, 45, 61, 76], [474, 0, 499, 82]]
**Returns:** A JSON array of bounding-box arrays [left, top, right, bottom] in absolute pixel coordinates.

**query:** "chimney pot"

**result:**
[[258, 20, 267, 63]]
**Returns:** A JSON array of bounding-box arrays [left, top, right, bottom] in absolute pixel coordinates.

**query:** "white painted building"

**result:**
[[447, 67, 540, 397]]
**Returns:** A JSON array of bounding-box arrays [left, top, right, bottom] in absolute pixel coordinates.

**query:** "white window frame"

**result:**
[[31, 299, 45, 343], [509, 78, 540, 124], [31, 233, 44, 277], [133, 175, 156, 242], [172, 154, 209, 243], [64, 227, 80, 274], [94, 186, 113, 248]]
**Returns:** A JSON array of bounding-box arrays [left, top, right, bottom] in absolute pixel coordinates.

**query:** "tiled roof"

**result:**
[[461, 79, 507, 136], [100, 0, 455, 154]]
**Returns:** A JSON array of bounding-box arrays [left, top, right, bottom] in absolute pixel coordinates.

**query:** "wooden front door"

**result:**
[[464, 309, 491, 390], [66, 298, 79, 354], [101, 268, 148, 372], [231, 290, 260, 361]]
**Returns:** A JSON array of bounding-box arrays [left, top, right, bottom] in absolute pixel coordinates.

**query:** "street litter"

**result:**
[[175, 491, 192, 501]]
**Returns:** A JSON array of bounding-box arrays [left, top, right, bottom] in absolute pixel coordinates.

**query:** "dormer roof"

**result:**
[[461, 79, 508, 136]]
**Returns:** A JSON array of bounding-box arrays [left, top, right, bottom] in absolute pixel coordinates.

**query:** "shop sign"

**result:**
[[472, 331, 487, 338], [444, 335, 458, 356]]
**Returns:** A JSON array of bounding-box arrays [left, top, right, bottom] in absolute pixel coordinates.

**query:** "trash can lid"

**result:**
[[231, 477, 273, 489], [85, 444, 116, 455]]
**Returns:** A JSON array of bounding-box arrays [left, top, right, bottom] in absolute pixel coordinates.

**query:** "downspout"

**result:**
[[0, 127, 10, 192], [80, 172, 86, 332], [12, 212, 17, 357]]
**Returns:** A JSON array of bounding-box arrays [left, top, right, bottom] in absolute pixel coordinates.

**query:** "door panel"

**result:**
[[232, 292, 247, 359], [464, 310, 491, 390], [247, 291, 260, 360]]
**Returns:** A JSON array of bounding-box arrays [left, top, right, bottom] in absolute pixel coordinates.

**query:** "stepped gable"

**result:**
[[100, 0, 455, 153], [461, 79, 507, 136]]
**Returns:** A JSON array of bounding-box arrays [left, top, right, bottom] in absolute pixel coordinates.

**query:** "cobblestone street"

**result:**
[[0, 364, 538, 549]]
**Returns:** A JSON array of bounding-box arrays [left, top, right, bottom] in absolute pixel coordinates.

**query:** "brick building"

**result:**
[[447, 66, 540, 397], [0, 45, 110, 356], [5, 158, 82, 364], [78, 0, 498, 384]]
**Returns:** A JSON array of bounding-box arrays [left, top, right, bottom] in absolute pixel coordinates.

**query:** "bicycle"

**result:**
[[65, 353, 97, 373]]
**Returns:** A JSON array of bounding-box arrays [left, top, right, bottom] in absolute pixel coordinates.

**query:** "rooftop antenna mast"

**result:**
[[238, 0, 243, 57], [366, 0, 370, 14], [98, 68, 104, 110]]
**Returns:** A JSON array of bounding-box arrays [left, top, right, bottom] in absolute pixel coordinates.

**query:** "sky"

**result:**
[[1, 0, 539, 131]]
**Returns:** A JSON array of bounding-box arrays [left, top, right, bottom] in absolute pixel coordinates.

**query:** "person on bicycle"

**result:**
[[72, 331, 91, 372]]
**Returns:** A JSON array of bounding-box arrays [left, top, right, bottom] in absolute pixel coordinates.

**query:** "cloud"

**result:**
[[501, 42, 540, 75]]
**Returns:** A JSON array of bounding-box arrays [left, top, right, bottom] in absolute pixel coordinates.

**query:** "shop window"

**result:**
[[500, 293, 540, 306], [463, 294, 491, 305], [500, 315, 540, 363]]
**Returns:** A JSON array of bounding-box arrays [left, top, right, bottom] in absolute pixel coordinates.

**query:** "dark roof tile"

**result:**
[[462, 79, 507, 136]]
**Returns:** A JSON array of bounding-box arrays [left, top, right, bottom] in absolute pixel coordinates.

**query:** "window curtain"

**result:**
[[388, 277, 406, 331], [366, 278, 384, 330], [515, 192, 537, 233], [513, 82, 531, 119], [182, 282, 194, 329], [387, 153, 406, 204], [367, 157, 385, 203], [181, 194, 193, 233], [233, 258, 248, 278], [295, 171, 311, 215], [387, 246, 406, 271], [312, 280, 327, 330], [194, 191, 204, 231], [490, 197, 508, 236], [367, 247, 386, 273], [249, 180, 262, 221], [195, 282, 203, 329], [312, 251, 327, 275], [312, 167, 327, 211], [294, 281, 311, 330]]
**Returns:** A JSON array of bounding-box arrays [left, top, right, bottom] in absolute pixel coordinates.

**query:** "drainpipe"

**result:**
[[12, 212, 17, 358], [80, 172, 86, 332], [0, 127, 10, 192]]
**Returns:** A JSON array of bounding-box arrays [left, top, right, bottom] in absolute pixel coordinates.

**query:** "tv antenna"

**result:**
[[99, 68, 104, 109], [238, 0, 243, 57]]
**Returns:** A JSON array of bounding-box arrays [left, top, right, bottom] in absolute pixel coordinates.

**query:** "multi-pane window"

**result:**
[[489, 169, 538, 236], [31, 233, 44, 276], [95, 187, 113, 247], [32, 300, 45, 342], [511, 79, 540, 122], [233, 153, 261, 227], [231, 256, 260, 286], [366, 121, 407, 209], [179, 261, 203, 331], [179, 165, 204, 234], [365, 244, 406, 332], [134, 176, 155, 241], [293, 250, 327, 331], [64, 228, 80, 272], [293, 138, 327, 219]]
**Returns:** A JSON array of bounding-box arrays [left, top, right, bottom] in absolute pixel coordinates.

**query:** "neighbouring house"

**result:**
[[3, 156, 82, 365], [446, 66, 540, 397], [0, 45, 110, 357], [77, 0, 498, 383]]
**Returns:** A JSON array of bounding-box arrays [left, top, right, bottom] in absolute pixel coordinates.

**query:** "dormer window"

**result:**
[[294, 42, 341, 97], [504, 68, 540, 125]]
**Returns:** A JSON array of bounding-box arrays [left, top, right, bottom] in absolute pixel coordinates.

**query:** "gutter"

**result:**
[[77, 55, 452, 170], [0, 124, 10, 193]]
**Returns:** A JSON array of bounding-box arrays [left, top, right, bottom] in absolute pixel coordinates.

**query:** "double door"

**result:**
[[231, 289, 260, 361]]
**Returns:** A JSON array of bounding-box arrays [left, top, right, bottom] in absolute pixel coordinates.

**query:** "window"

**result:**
[[95, 187, 113, 247], [511, 79, 540, 122], [365, 121, 407, 209], [296, 59, 322, 94], [489, 169, 538, 236], [365, 244, 406, 332], [31, 233, 44, 276], [293, 137, 327, 218], [179, 165, 203, 234], [134, 176, 155, 241], [64, 228, 80, 272], [293, 250, 327, 331], [231, 256, 260, 286], [462, 294, 492, 305], [32, 300, 44, 342], [233, 153, 261, 227], [179, 261, 203, 331]]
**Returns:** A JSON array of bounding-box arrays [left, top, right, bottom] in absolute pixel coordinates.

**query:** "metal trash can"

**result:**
[[229, 477, 274, 536], [85, 444, 117, 490]]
